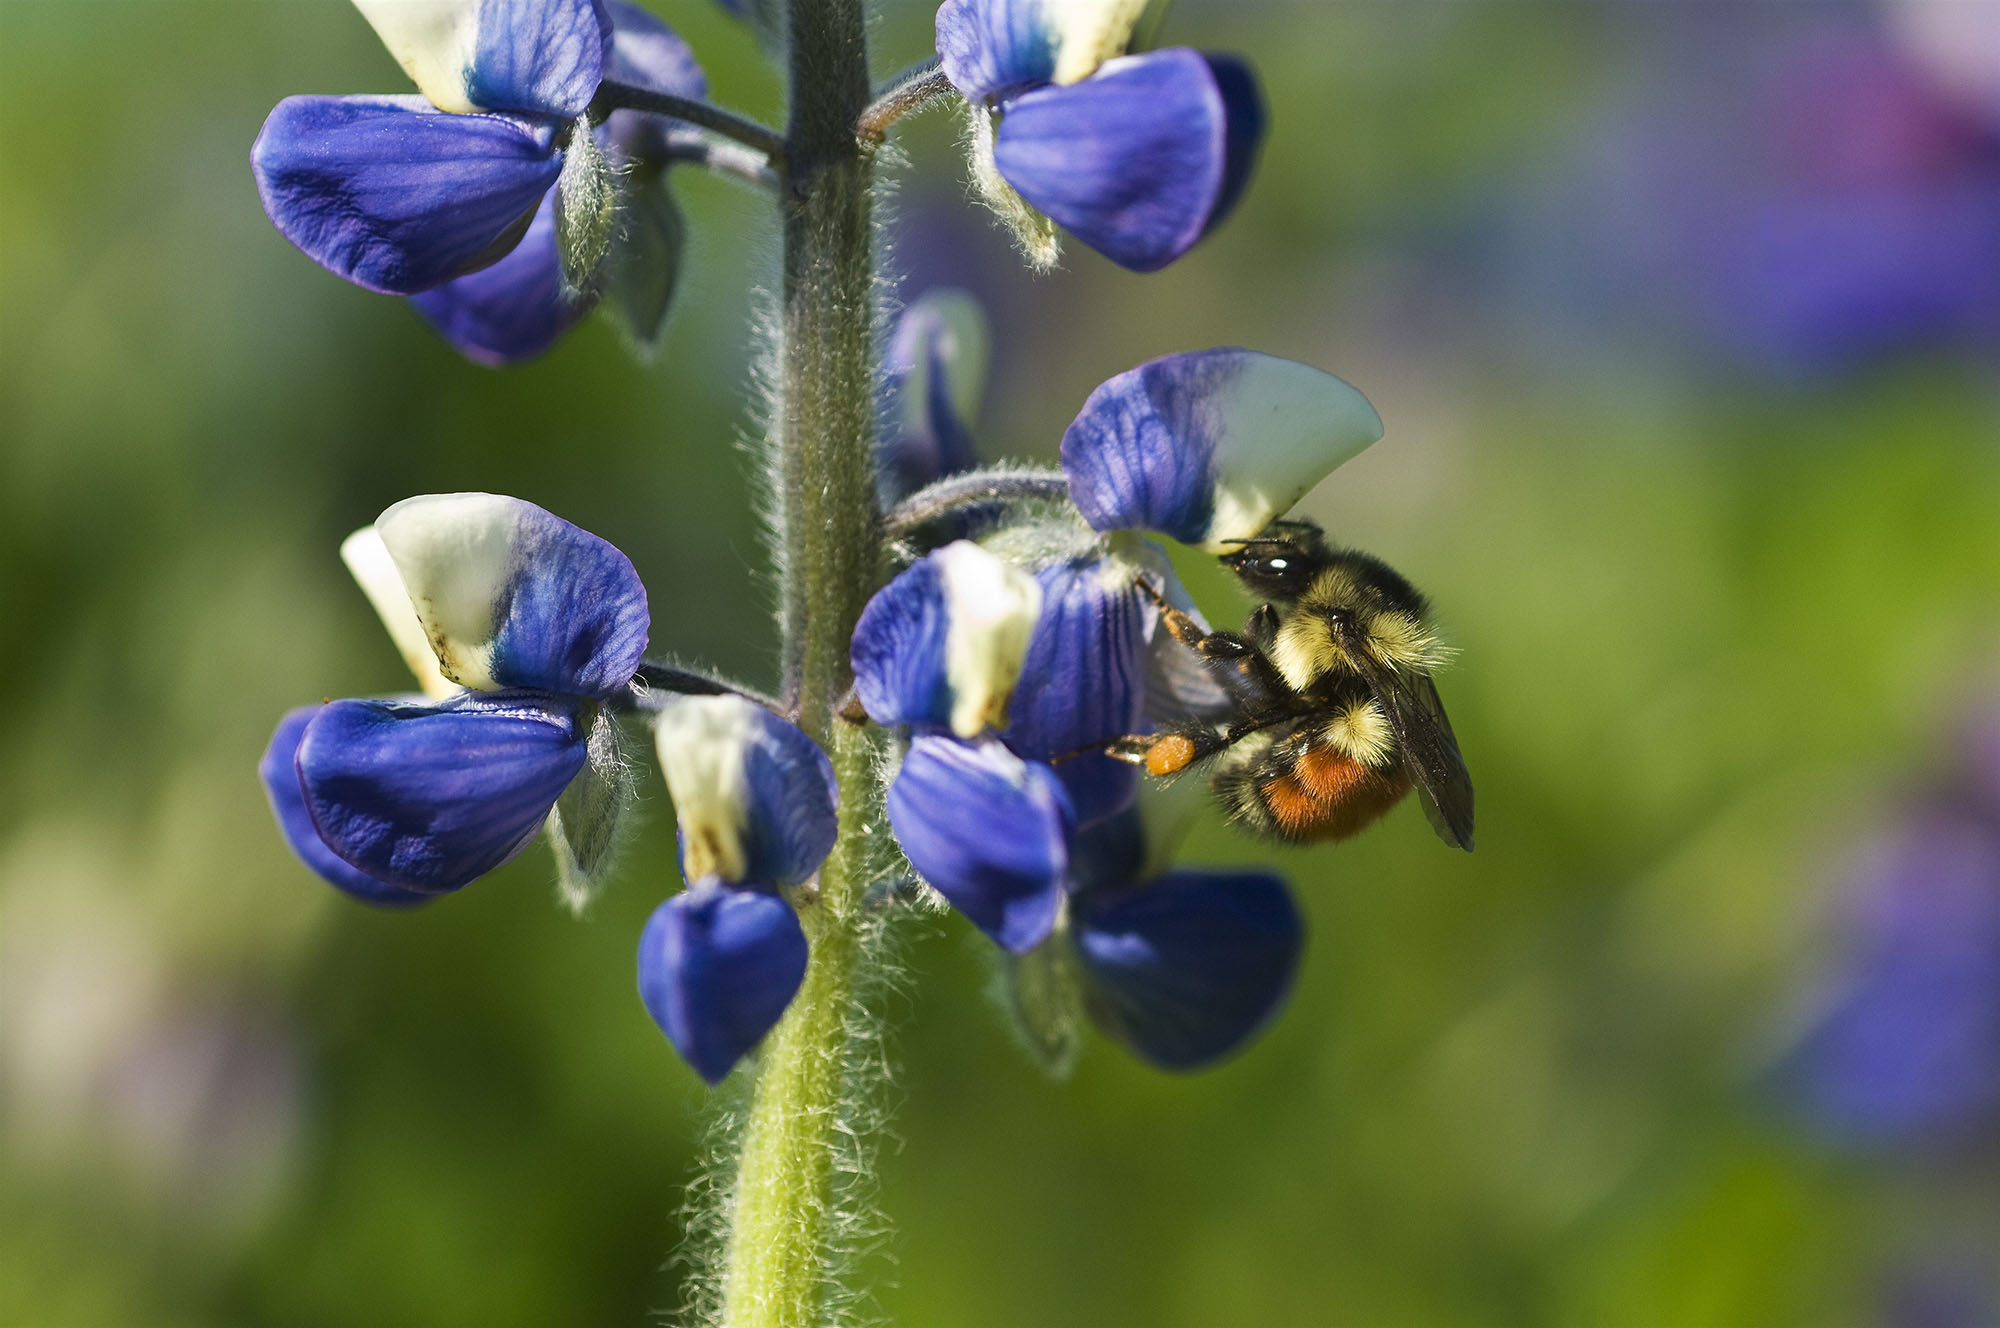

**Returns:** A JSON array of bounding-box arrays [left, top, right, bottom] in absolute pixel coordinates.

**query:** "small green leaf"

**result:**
[[555, 119, 618, 294], [602, 176, 686, 353], [1002, 932, 1085, 1079], [546, 708, 635, 914]]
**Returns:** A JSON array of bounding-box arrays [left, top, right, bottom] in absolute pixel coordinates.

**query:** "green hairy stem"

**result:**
[[714, 1, 886, 1325]]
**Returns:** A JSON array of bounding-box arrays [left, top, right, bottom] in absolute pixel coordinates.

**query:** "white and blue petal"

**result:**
[[1072, 869, 1303, 1070], [1060, 349, 1383, 550], [296, 690, 588, 893], [851, 541, 1042, 739], [1003, 556, 1147, 826], [937, 0, 1155, 104], [352, 0, 611, 118], [887, 734, 1072, 953], [260, 707, 430, 907], [880, 290, 988, 497], [375, 493, 649, 697], [991, 50, 1264, 273], [253, 95, 560, 295], [600, 0, 708, 161], [638, 883, 808, 1084], [409, 192, 592, 366], [653, 695, 839, 889]]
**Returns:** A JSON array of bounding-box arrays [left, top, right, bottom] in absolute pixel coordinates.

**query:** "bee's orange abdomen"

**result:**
[[1146, 733, 1198, 776], [1258, 747, 1411, 841]]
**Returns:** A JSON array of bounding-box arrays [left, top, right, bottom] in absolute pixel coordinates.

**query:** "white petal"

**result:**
[[653, 695, 753, 883], [352, 0, 482, 112], [1048, 0, 1150, 84], [339, 526, 457, 699], [937, 540, 1044, 739], [1202, 355, 1383, 550], [374, 492, 526, 691]]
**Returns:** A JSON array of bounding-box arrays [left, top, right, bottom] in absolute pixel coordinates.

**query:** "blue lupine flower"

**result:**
[[1061, 811, 1304, 1071], [879, 290, 989, 501], [260, 493, 648, 898], [936, 0, 1265, 271], [253, 0, 702, 362], [889, 732, 1075, 951], [1060, 347, 1385, 552], [254, 0, 611, 293], [638, 885, 810, 1084], [407, 2, 707, 364], [856, 349, 1381, 955], [640, 694, 841, 1081]]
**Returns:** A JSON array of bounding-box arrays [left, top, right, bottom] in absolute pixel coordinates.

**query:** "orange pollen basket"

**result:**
[[1146, 733, 1198, 776]]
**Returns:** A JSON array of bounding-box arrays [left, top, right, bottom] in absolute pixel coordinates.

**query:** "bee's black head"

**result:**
[[1218, 519, 1333, 601]]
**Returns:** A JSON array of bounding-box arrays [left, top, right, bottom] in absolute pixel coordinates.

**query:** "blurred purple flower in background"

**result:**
[[1777, 708, 2000, 1148], [1490, 6, 2000, 376]]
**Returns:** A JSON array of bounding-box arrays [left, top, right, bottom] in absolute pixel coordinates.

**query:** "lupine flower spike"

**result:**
[[236, 0, 1466, 1307]]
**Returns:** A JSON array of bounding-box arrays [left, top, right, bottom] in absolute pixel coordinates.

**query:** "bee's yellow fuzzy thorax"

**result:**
[[1269, 567, 1448, 691]]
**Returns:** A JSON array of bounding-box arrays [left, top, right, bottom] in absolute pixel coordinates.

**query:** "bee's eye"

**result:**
[[1267, 557, 1288, 572]]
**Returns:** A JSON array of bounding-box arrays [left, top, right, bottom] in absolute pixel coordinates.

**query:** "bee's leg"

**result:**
[[1135, 579, 1298, 712], [1244, 603, 1281, 653], [1103, 722, 1235, 776]]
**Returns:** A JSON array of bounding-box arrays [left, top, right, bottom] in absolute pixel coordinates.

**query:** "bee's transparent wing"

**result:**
[[1352, 657, 1474, 851]]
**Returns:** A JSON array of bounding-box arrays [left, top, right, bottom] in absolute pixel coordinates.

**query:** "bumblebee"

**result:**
[[1109, 520, 1474, 851]]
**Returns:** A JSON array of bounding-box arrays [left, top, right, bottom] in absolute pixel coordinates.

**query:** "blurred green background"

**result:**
[[4, 1, 1999, 1325]]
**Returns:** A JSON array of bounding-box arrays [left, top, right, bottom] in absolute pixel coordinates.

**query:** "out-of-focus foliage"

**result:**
[[3, 2, 1997, 1326]]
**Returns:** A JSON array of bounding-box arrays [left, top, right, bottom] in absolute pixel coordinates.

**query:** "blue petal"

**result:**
[[880, 290, 988, 498], [992, 50, 1265, 272], [467, 0, 613, 119], [410, 192, 591, 365], [375, 493, 649, 698], [653, 696, 839, 889], [1778, 816, 2000, 1145], [638, 884, 808, 1084], [1003, 557, 1147, 825], [853, 556, 950, 728], [936, 0, 1059, 105], [297, 691, 587, 893], [252, 96, 561, 295], [851, 542, 1041, 738], [1073, 869, 1304, 1070], [260, 707, 429, 907], [887, 734, 1071, 953], [1059, 348, 1383, 548], [601, 0, 708, 161]]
